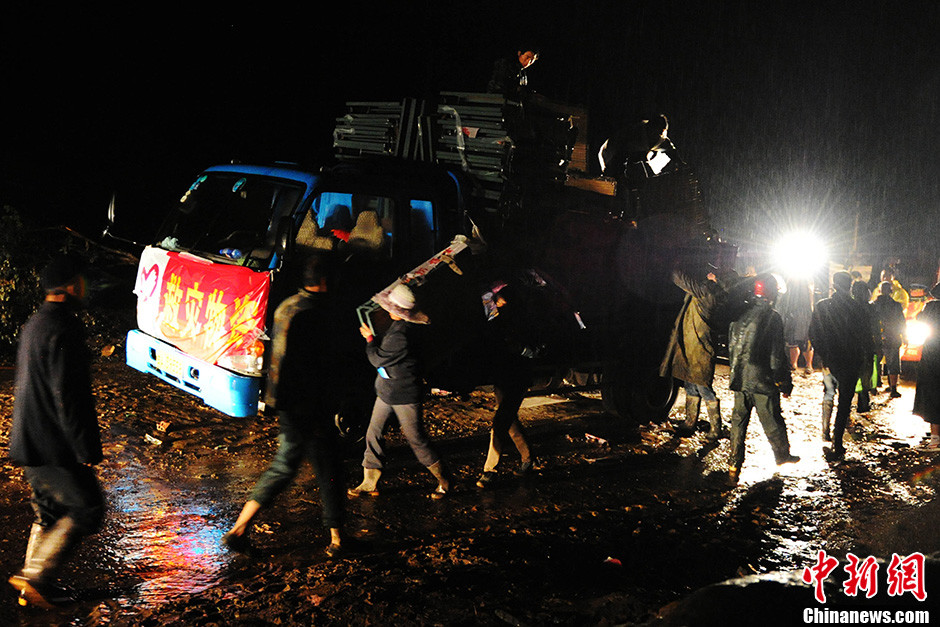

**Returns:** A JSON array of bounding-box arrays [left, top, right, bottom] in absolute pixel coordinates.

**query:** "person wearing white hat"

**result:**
[[349, 284, 451, 499]]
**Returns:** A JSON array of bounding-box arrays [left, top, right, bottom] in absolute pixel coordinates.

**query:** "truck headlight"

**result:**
[[218, 340, 265, 376]]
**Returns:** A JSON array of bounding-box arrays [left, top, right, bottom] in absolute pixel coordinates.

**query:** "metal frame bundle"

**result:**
[[332, 92, 585, 213], [333, 101, 403, 159], [434, 92, 520, 213]]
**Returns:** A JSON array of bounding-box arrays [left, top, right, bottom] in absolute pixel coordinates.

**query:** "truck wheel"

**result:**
[[629, 373, 679, 423], [602, 365, 678, 422], [335, 396, 370, 443], [601, 370, 632, 420]]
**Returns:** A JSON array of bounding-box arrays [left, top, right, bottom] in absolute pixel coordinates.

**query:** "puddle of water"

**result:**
[[104, 462, 233, 607], [873, 383, 927, 447]]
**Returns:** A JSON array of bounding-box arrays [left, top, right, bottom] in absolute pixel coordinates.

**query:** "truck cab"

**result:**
[[124, 160, 468, 417]]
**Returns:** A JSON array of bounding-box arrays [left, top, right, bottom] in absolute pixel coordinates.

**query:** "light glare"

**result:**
[[906, 320, 931, 347], [772, 231, 827, 279]]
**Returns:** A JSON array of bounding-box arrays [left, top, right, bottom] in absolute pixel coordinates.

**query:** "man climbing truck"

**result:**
[[113, 92, 734, 422]]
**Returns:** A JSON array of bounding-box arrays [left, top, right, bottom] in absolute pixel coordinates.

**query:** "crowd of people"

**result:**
[[659, 262, 940, 483], [6, 247, 940, 609]]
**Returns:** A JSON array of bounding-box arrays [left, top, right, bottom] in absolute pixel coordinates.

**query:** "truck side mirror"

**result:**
[[101, 192, 145, 248], [102, 193, 117, 239]]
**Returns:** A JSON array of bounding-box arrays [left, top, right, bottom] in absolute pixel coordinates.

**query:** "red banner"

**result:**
[[135, 247, 271, 366]]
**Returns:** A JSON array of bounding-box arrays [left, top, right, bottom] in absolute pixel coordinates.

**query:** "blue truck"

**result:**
[[112, 92, 733, 422]]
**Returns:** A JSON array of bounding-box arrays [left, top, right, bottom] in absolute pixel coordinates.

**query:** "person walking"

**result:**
[[871, 267, 910, 310], [809, 271, 874, 460], [872, 280, 907, 398], [660, 267, 736, 441], [7, 255, 106, 608], [475, 284, 536, 489], [776, 275, 815, 374], [348, 284, 451, 499], [850, 279, 878, 413], [913, 283, 940, 450], [727, 274, 800, 483], [222, 253, 355, 558]]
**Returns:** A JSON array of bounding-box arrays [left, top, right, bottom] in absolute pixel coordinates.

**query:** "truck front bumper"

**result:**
[[126, 329, 261, 418]]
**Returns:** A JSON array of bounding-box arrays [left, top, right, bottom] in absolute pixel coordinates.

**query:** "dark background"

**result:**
[[2, 2, 938, 279]]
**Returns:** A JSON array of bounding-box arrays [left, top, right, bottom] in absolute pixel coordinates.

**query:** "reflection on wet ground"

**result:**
[[106, 462, 231, 605], [683, 369, 933, 573], [3, 361, 938, 623]]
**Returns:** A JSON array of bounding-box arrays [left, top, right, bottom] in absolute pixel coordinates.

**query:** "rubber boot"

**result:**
[[680, 395, 701, 435], [427, 461, 451, 500], [482, 430, 503, 474], [857, 390, 870, 414], [347, 467, 381, 498], [9, 517, 79, 608], [821, 400, 834, 442], [888, 375, 901, 398], [507, 421, 532, 468], [22, 523, 45, 572], [704, 400, 726, 441]]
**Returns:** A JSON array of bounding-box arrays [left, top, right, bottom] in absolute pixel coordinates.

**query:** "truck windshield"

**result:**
[[155, 173, 304, 268]]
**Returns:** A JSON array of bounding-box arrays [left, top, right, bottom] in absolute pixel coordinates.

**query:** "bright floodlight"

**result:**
[[906, 319, 932, 347], [772, 231, 827, 279]]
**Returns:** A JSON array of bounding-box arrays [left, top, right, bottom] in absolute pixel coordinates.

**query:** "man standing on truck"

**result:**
[[8, 255, 106, 608], [222, 253, 353, 558], [660, 267, 736, 442], [727, 274, 800, 483], [487, 46, 539, 100]]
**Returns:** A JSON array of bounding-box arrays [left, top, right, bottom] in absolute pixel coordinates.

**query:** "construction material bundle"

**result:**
[[333, 92, 580, 214]]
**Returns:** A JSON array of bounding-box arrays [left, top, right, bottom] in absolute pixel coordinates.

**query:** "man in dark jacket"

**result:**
[[348, 283, 451, 499], [809, 271, 874, 460], [8, 255, 105, 608], [487, 47, 539, 100], [872, 280, 907, 398], [223, 253, 356, 558], [727, 274, 799, 483], [660, 268, 735, 440]]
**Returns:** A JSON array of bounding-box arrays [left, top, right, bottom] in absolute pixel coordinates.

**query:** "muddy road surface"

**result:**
[[2, 353, 939, 625]]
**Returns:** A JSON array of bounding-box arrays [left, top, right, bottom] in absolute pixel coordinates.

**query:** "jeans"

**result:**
[[363, 398, 440, 470], [249, 411, 345, 530], [822, 370, 838, 402], [24, 464, 105, 534], [826, 365, 862, 450], [684, 381, 718, 403], [483, 381, 532, 472], [729, 391, 792, 468]]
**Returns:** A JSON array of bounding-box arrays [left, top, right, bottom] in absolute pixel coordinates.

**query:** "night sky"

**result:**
[[2, 2, 938, 277]]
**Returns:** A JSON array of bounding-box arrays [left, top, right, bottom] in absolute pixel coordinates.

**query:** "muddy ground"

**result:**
[[2, 327, 940, 625]]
